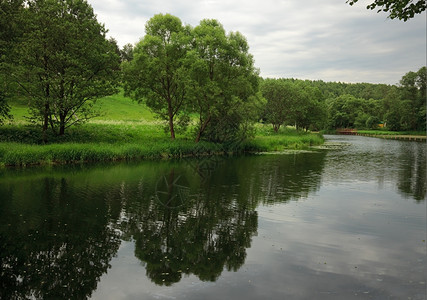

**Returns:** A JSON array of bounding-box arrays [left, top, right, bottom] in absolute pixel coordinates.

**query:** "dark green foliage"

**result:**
[[291, 79, 394, 101], [120, 43, 134, 62], [260, 78, 326, 132], [0, 0, 24, 57], [185, 20, 260, 143], [124, 16, 260, 143], [260, 79, 297, 132], [365, 115, 381, 129], [0, 92, 12, 125], [0, 0, 24, 123], [326, 94, 372, 129], [290, 67, 426, 132], [346, 0, 426, 21], [0, 174, 122, 299], [8, 0, 120, 140], [399, 66, 426, 131], [123, 14, 190, 140]]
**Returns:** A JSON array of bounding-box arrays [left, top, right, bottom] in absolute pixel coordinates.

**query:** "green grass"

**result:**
[[0, 123, 323, 167], [92, 91, 156, 122], [9, 102, 30, 122], [248, 124, 324, 151], [7, 90, 156, 124], [357, 130, 426, 136], [1, 93, 325, 167], [0, 140, 226, 166]]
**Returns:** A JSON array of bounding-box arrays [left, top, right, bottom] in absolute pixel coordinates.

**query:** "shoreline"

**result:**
[[355, 133, 426, 142], [0, 134, 324, 168]]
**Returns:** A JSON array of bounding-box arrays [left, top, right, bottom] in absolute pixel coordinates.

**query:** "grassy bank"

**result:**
[[0, 93, 324, 167], [0, 123, 323, 167], [321, 129, 426, 136], [356, 130, 426, 136]]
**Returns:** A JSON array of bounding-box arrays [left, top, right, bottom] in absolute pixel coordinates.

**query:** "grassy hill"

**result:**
[[8, 91, 156, 124], [92, 92, 156, 122]]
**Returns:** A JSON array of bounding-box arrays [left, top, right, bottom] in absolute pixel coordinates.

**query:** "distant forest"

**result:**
[[261, 67, 426, 132]]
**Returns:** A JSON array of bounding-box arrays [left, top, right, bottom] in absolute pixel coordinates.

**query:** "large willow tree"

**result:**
[[186, 19, 260, 143], [123, 15, 260, 142], [123, 14, 190, 140]]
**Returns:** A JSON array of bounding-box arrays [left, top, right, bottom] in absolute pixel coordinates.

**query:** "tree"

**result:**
[[108, 37, 122, 60], [186, 20, 259, 142], [346, 0, 426, 21], [400, 70, 418, 100], [0, 0, 24, 62], [260, 79, 296, 132], [399, 67, 426, 130], [365, 115, 381, 129], [120, 43, 134, 62], [11, 0, 120, 140], [0, 0, 24, 125], [291, 81, 326, 131], [123, 14, 190, 140], [415, 66, 426, 100], [261, 79, 326, 132], [326, 94, 369, 129]]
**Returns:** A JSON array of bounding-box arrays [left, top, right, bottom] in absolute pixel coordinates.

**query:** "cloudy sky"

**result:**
[[87, 0, 426, 85]]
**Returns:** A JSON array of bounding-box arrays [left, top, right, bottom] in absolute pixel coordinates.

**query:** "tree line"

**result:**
[[1, 0, 425, 144], [264, 68, 426, 132]]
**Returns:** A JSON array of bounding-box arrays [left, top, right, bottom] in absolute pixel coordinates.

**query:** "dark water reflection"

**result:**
[[0, 136, 425, 299]]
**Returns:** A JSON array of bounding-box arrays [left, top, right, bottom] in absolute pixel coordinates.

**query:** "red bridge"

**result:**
[[336, 128, 357, 135]]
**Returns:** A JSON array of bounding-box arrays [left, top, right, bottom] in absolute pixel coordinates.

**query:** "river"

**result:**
[[0, 135, 425, 299]]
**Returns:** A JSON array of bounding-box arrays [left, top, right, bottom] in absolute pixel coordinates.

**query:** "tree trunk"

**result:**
[[42, 102, 49, 143], [195, 130, 202, 143], [59, 123, 65, 135], [167, 96, 175, 140], [195, 115, 211, 143], [42, 58, 50, 143], [59, 113, 66, 135], [169, 113, 175, 140], [43, 107, 49, 132]]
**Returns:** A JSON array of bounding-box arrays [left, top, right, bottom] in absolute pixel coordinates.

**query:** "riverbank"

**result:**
[[355, 133, 426, 142], [323, 129, 426, 142], [0, 123, 324, 167], [352, 130, 426, 142]]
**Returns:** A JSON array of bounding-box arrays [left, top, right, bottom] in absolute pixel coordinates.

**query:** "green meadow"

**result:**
[[0, 92, 324, 167]]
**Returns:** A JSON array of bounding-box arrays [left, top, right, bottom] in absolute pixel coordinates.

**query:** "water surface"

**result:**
[[0, 135, 425, 299]]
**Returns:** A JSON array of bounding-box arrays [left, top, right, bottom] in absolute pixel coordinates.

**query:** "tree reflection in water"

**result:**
[[116, 153, 325, 286], [397, 142, 426, 201], [0, 177, 121, 299], [0, 152, 326, 296], [1, 138, 424, 298]]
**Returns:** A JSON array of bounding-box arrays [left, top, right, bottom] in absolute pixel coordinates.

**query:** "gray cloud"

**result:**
[[88, 0, 426, 84]]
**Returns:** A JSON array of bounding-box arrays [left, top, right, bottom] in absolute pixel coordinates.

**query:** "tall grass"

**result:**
[[0, 123, 324, 167], [0, 140, 233, 167]]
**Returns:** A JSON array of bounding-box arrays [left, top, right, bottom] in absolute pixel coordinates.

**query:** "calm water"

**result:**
[[0, 135, 425, 299]]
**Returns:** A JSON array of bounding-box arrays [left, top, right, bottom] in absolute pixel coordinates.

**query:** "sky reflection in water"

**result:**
[[0, 135, 425, 299]]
